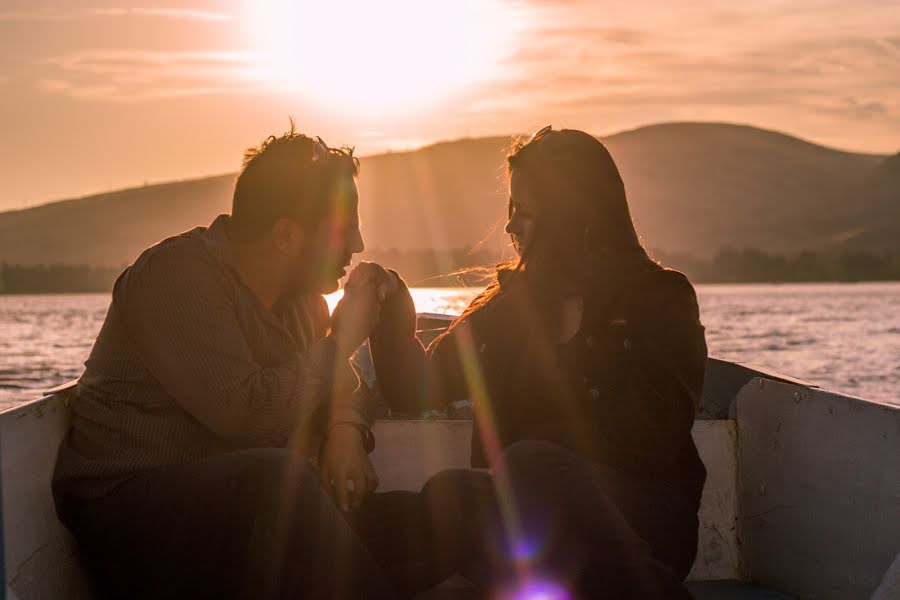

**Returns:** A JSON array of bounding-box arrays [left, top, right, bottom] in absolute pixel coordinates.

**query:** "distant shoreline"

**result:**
[[4, 246, 900, 294], [3, 279, 900, 296]]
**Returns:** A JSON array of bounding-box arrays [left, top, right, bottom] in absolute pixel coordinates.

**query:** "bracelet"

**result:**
[[329, 422, 375, 454]]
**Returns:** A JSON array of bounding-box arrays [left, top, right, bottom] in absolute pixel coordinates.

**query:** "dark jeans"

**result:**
[[57, 448, 413, 600], [420, 440, 698, 599]]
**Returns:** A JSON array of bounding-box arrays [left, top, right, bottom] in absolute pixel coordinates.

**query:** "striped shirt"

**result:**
[[53, 214, 373, 500]]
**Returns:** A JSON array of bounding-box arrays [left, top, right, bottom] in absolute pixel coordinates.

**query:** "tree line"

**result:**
[[2, 248, 900, 293], [653, 247, 900, 283], [0, 263, 122, 294]]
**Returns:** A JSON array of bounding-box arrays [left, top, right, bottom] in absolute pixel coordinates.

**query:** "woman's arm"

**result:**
[[369, 273, 483, 416], [596, 271, 707, 465], [368, 272, 428, 415]]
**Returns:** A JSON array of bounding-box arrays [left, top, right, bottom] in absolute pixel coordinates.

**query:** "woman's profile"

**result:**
[[371, 126, 707, 598]]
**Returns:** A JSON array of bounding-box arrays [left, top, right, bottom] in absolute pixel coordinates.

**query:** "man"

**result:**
[[53, 127, 401, 599]]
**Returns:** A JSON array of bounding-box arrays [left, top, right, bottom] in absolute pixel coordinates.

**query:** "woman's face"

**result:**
[[506, 169, 538, 257]]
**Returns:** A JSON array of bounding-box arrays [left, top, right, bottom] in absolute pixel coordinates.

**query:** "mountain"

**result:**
[[838, 152, 900, 250], [599, 123, 888, 253], [0, 176, 236, 267], [0, 123, 894, 268]]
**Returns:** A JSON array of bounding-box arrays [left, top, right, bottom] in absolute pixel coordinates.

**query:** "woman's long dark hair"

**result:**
[[456, 127, 653, 324]]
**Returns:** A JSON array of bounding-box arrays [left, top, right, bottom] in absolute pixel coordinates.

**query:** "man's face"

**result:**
[[286, 175, 364, 295]]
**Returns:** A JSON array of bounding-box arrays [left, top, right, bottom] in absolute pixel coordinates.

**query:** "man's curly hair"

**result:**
[[231, 120, 359, 242]]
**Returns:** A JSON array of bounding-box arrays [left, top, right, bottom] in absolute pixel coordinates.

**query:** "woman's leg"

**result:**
[[494, 440, 692, 599], [350, 490, 443, 598], [422, 441, 693, 599], [421, 468, 498, 587], [584, 460, 701, 581], [64, 448, 398, 600]]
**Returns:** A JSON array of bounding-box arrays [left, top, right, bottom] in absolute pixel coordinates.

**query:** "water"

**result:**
[[1, 283, 898, 411]]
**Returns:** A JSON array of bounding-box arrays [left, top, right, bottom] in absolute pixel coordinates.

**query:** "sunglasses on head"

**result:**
[[309, 136, 330, 164], [527, 124, 553, 145]]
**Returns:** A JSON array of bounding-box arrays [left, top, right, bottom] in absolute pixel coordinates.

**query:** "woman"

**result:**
[[370, 126, 707, 598]]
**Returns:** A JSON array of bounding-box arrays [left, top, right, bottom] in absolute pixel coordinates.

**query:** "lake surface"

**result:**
[[1, 283, 898, 411]]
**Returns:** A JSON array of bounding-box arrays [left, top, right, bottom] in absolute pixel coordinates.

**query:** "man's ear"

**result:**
[[271, 218, 306, 255]]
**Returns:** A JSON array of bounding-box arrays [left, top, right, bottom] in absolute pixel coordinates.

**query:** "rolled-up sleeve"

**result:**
[[118, 244, 360, 449]]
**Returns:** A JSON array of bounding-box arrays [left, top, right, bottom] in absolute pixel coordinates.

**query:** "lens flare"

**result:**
[[511, 536, 542, 563], [451, 323, 529, 545], [498, 577, 572, 600]]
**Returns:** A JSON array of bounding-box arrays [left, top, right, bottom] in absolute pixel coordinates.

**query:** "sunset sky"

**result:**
[[1, 0, 898, 210]]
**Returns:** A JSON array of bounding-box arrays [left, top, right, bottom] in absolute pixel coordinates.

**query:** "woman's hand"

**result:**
[[347, 261, 401, 303]]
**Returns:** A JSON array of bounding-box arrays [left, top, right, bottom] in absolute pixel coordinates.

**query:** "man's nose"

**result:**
[[350, 228, 365, 254], [505, 217, 517, 235]]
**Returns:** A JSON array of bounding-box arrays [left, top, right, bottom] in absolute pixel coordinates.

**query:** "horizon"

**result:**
[[2, 0, 899, 210], [1, 119, 894, 215]]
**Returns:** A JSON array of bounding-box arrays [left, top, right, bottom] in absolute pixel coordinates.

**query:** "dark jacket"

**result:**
[[372, 263, 707, 502]]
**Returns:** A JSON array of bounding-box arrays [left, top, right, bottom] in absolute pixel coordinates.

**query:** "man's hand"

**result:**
[[330, 266, 380, 356], [319, 424, 378, 511]]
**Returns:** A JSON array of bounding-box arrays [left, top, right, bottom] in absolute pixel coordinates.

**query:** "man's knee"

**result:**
[[225, 448, 327, 510]]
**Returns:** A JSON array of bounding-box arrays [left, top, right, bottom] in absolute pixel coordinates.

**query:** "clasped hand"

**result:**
[[328, 261, 400, 357]]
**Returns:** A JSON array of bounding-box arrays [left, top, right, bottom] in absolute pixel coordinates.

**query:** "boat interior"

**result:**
[[2, 314, 898, 599]]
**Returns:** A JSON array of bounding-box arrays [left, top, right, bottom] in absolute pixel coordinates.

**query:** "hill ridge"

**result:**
[[0, 122, 894, 268], [2, 122, 885, 217]]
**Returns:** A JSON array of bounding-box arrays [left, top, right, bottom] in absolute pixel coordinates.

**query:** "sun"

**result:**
[[243, 0, 525, 115]]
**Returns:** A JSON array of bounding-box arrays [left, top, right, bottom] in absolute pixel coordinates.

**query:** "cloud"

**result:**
[[473, 2, 900, 131], [17, 0, 900, 141], [0, 7, 232, 23], [812, 97, 890, 120], [87, 8, 233, 22], [0, 9, 75, 22], [38, 49, 262, 101], [525, 26, 649, 47]]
